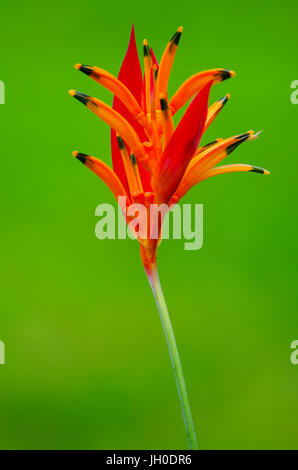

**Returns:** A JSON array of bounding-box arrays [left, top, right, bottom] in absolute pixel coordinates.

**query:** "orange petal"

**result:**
[[176, 131, 255, 199], [196, 138, 224, 155], [200, 163, 270, 181], [169, 69, 235, 115], [172, 163, 269, 203], [69, 90, 149, 168], [143, 40, 152, 115], [75, 64, 149, 131], [130, 153, 144, 194], [204, 94, 230, 132], [159, 93, 175, 148], [190, 131, 254, 172], [116, 136, 144, 198], [155, 27, 183, 108], [73, 151, 131, 203]]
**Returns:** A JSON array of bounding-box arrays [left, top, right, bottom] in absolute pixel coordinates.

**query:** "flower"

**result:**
[[69, 26, 269, 273], [69, 26, 270, 449]]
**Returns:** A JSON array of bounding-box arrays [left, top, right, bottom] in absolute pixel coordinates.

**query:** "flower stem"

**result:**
[[146, 265, 198, 450]]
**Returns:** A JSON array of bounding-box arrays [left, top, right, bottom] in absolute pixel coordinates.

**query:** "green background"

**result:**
[[0, 0, 297, 450]]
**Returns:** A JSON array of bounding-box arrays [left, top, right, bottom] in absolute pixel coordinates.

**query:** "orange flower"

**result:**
[[69, 26, 269, 275], [69, 26, 270, 449]]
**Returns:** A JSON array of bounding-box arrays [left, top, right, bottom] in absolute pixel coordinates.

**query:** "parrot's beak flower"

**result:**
[[69, 26, 269, 273], [69, 26, 269, 449]]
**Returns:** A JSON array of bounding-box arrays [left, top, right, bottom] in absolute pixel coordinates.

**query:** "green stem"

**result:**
[[146, 265, 198, 450]]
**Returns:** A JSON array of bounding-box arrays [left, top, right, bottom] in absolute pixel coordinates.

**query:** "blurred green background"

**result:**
[[0, 0, 297, 450]]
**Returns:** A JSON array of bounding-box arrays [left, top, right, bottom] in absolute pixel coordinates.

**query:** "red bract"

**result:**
[[111, 26, 152, 194], [152, 81, 212, 204]]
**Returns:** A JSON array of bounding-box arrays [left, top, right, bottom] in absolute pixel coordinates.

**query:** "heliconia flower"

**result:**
[[69, 26, 269, 450]]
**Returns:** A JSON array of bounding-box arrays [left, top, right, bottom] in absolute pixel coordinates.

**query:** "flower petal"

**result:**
[[199, 163, 270, 181], [196, 138, 224, 155], [204, 94, 230, 132], [152, 81, 212, 203], [143, 39, 152, 114], [73, 151, 131, 203], [174, 132, 257, 199], [169, 68, 235, 115], [170, 163, 269, 205], [75, 64, 147, 127], [69, 91, 150, 170], [150, 47, 159, 80], [155, 27, 183, 109], [159, 93, 174, 147], [116, 136, 144, 199]]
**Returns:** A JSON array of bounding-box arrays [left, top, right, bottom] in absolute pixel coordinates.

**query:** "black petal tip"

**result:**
[[249, 167, 265, 174], [117, 136, 125, 150], [143, 44, 150, 57], [130, 154, 137, 165], [201, 140, 219, 150], [73, 92, 89, 105], [79, 65, 93, 76], [76, 153, 88, 164], [218, 94, 229, 106], [235, 133, 250, 141], [160, 97, 168, 111], [226, 134, 249, 155], [171, 31, 182, 46], [219, 69, 234, 81], [170, 27, 183, 47]]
